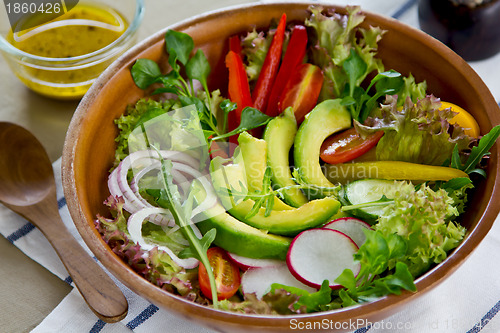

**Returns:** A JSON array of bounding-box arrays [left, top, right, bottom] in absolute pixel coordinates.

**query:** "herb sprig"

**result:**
[[221, 166, 342, 219], [335, 230, 416, 306], [341, 49, 404, 123], [131, 30, 273, 143], [154, 149, 219, 306]]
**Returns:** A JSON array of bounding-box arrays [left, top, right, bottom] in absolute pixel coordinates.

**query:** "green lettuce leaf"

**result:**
[[95, 196, 197, 297], [270, 280, 334, 313], [241, 29, 273, 85], [197, 89, 226, 133], [334, 228, 415, 306], [217, 291, 298, 314], [374, 183, 466, 276], [398, 73, 427, 106], [124, 104, 208, 164], [113, 99, 176, 167], [306, 5, 385, 99], [355, 95, 471, 166]]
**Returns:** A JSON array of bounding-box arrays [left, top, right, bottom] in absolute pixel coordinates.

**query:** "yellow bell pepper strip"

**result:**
[[324, 161, 469, 184], [440, 101, 480, 137]]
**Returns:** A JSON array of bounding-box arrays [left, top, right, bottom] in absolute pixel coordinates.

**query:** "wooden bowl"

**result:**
[[62, 2, 500, 332]]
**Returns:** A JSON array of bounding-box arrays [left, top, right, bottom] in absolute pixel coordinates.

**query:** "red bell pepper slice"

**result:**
[[229, 35, 243, 56], [251, 13, 287, 112], [279, 63, 324, 123], [225, 50, 253, 132], [265, 25, 308, 116]]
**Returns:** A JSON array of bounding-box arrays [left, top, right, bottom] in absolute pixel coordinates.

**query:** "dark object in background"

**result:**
[[418, 0, 500, 61]]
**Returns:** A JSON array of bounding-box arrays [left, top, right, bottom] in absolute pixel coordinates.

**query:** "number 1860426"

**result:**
[[5, 1, 63, 15]]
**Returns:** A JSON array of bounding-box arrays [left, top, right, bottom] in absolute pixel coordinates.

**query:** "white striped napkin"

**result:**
[[1, 1, 500, 332]]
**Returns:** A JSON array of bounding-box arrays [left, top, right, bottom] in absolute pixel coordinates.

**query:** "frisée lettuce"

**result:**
[[355, 95, 471, 166]]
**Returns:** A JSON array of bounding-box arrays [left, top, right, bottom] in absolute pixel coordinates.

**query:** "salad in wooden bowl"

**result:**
[[62, 3, 500, 332]]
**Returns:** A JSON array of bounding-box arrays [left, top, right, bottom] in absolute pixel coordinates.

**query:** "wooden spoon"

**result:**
[[0, 122, 128, 323]]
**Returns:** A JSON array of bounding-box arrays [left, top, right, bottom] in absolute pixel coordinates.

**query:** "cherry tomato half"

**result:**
[[198, 247, 241, 300], [320, 128, 384, 164]]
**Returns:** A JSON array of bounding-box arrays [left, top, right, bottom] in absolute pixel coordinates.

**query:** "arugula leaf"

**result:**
[[359, 71, 404, 123], [451, 144, 463, 170], [449, 125, 500, 178], [131, 59, 162, 89], [210, 107, 273, 141], [462, 125, 500, 174], [441, 177, 472, 192], [338, 289, 358, 307], [178, 229, 216, 260], [335, 269, 357, 292]]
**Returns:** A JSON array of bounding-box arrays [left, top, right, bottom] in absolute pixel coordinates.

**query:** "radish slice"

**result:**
[[227, 252, 283, 270], [241, 264, 316, 299], [286, 229, 360, 289], [323, 217, 372, 248]]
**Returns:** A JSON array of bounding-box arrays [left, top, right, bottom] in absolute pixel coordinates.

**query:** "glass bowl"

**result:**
[[0, 0, 144, 100]]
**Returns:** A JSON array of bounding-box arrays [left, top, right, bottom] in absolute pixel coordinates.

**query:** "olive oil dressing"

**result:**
[[4, 2, 129, 99]]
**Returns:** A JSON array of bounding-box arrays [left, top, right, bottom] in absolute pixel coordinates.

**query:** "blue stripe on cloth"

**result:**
[[7, 222, 36, 243], [126, 304, 160, 330], [354, 324, 371, 333], [57, 197, 67, 209], [466, 300, 500, 333], [89, 319, 106, 333], [391, 0, 417, 19], [64, 275, 73, 285]]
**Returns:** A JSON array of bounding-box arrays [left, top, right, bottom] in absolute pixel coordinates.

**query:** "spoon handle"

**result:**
[[12, 196, 128, 323]]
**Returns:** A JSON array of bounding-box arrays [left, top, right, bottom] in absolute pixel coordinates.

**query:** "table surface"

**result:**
[[1, 0, 500, 332]]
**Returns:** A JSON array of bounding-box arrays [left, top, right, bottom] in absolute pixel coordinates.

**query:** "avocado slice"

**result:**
[[229, 197, 340, 236], [263, 108, 309, 208], [294, 99, 351, 197], [238, 131, 266, 193], [194, 183, 291, 260], [229, 196, 340, 236], [238, 131, 291, 211], [209, 157, 247, 210], [210, 152, 341, 236]]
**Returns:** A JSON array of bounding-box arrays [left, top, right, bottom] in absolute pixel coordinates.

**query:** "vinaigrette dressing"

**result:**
[[7, 3, 127, 58], [5, 3, 129, 99]]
